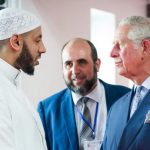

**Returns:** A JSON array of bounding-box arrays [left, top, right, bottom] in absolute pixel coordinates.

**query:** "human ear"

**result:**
[[95, 58, 101, 72], [9, 34, 23, 51], [140, 39, 150, 60]]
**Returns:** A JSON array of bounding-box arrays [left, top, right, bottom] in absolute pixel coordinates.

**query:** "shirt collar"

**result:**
[[0, 58, 21, 87], [141, 76, 150, 90], [72, 79, 103, 105], [134, 76, 150, 90]]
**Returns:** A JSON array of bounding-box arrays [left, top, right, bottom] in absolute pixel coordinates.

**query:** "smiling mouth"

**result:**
[[114, 58, 122, 65], [34, 58, 40, 65], [72, 76, 85, 84], [73, 77, 83, 81], [35, 56, 41, 63]]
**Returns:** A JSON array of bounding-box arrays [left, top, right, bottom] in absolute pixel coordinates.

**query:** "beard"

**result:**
[[15, 42, 35, 75], [64, 66, 97, 95]]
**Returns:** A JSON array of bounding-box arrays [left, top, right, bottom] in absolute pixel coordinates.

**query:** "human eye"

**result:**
[[119, 41, 127, 49], [35, 38, 41, 43], [78, 59, 87, 65], [64, 61, 72, 69], [35, 35, 42, 43]]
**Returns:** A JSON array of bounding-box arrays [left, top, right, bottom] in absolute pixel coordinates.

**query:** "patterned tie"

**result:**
[[130, 86, 147, 117], [80, 97, 93, 141]]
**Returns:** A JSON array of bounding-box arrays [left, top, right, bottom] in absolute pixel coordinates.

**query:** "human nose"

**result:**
[[39, 41, 46, 53], [72, 63, 80, 74], [110, 44, 119, 58]]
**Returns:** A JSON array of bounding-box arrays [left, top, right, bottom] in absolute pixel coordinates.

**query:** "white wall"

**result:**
[[20, 0, 146, 106]]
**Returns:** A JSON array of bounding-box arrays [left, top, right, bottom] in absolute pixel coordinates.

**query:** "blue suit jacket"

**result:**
[[37, 80, 130, 150], [102, 89, 150, 150]]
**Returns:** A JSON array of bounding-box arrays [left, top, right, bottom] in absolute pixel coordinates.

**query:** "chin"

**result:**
[[117, 69, 126, 76], [119, 71, 130, 78]]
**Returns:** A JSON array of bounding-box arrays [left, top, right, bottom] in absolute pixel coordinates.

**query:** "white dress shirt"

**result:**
[[141, 76, 150, 90], [0, 59, 47, 150], [72, 80, 107, 147]]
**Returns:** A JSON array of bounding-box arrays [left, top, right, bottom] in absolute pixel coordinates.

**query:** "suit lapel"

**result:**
[[119, 90, 150, 150], [61, 90, 79, 150], [115, 91, 132, 145]]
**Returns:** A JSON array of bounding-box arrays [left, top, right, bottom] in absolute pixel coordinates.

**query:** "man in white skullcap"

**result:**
[[0, 8, 47, 150]]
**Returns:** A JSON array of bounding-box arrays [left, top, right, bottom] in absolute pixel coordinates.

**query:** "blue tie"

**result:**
[[130, 86, 147, 117]]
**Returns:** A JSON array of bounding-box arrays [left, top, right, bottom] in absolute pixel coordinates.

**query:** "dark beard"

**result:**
[[15, 42, 34, 75], [65, 66, 97, 95]]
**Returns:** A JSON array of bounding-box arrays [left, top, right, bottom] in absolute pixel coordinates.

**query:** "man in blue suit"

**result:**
[[102, 16, 150, 150], [38, 38, 130, 150]]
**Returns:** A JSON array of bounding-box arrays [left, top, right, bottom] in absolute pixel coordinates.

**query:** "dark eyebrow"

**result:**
[[64, 60, 71, 63], [78, 58, 86, 61], [77, 58, 87, 63]]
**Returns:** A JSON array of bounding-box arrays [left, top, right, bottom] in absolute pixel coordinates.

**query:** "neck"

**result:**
[[132, 75, 149, 85]]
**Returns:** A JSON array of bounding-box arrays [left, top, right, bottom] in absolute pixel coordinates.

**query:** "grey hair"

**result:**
[[119, 16, 150, 48]]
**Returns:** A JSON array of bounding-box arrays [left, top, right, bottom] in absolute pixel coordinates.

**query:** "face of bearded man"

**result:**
[[15, 41, 35, 75], [14, 27, 46, 75], [64, 66, 97, 96]]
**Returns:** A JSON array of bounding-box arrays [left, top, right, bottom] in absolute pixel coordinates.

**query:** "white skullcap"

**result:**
[[0, 7, 41, 40]]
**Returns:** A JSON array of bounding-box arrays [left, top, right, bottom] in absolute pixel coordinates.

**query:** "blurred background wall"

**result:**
[[3, 0, 148, 106]]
